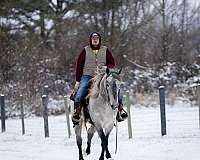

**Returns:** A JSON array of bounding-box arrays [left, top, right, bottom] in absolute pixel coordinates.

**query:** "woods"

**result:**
[[0, 0, 200, 108]]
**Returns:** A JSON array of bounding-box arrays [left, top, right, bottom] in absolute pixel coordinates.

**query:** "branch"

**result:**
[[48, 0, 57, 12], [62, 1, 75, 17], [123, 55, 148, 70]]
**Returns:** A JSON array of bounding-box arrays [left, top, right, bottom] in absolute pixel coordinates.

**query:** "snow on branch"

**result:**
[[123, 55, 147, 70]]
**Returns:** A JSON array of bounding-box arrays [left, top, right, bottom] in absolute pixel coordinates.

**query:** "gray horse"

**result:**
[[74, 67, 121, 160]]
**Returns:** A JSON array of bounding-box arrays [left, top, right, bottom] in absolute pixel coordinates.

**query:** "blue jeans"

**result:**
[[75, 75, 93, 108], [74, 75, 123, 109]]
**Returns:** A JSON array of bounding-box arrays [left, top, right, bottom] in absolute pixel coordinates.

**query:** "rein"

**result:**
[[104, 74, 119, 154], [105, 82, 112, 107]]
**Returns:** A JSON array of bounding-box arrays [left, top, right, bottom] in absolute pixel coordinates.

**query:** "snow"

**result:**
[[0, 102, 200, 160], [45, 19, 54, 30]]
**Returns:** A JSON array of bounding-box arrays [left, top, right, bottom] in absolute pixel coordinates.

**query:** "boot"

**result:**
[[72, 105, 81, 126], [116, 104, 128, 122]]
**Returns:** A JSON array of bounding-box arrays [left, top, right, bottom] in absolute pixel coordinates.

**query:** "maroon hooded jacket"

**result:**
[[75, 32, 115, 82]]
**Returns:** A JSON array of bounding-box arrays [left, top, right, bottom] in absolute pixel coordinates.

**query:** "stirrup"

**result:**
[[116, 112, 124, 122], [121, 109, 128, 119], [116, 109, 128, 122]]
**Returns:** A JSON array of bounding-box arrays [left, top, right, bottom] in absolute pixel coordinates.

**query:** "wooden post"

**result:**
[[126, 91, 132, 139], [42, 95, 49, 137], [1, 95, 6, 132], [159, 86, 167, 136], [64, 96, 71, 138], [20, 95, 25, 135], [197, 85, 200, 129]]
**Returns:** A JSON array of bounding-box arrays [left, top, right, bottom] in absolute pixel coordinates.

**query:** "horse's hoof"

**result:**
[[86, 147, 90, 155], [106, 153, 111, 159], [106, 154, 112, 159], [79, 155, 84, 160], [99, 157, 104, 160]]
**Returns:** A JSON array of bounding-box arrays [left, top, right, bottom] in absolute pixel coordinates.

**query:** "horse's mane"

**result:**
[[88, 73, 104, 98], [88, 67, 121, 98]]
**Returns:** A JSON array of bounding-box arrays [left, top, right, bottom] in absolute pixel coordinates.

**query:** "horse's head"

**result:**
[[103, 67, 122, 109]]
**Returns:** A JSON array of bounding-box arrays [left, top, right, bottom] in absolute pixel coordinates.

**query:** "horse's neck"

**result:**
[[99, 75, 107, 100], [89, 75, 108, 106]]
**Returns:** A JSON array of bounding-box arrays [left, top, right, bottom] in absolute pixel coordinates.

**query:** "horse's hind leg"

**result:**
[[86, 125, 96, 155], [74, 123, 84, 160]]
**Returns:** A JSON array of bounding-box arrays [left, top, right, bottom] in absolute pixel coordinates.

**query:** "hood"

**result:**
[[89, 32, 101, 50]]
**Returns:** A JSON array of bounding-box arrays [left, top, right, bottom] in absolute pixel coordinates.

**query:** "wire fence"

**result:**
[[1, 86, 200, 139]]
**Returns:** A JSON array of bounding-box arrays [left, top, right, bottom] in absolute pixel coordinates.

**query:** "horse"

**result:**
[[73, 67, 122, 160]]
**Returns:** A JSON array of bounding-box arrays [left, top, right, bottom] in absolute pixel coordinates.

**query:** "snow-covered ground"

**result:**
[[0, 102, 200, 160]]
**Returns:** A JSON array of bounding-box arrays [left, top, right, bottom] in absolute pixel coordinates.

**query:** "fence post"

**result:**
[[126, 91, 132, 139], [44, 85, 49, 96], [197, 85, 200, 129], [64, 96, 71, 138], [42, 95, 49, 137], [159, 86, 167, 136], [20, 95, 25, 135], [1, 95, 6, 132]]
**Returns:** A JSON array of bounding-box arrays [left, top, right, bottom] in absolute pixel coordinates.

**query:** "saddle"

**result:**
[[70, 79, 94, 101]]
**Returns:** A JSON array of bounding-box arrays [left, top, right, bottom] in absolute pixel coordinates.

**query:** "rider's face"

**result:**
[[91, 36, 100, 46]]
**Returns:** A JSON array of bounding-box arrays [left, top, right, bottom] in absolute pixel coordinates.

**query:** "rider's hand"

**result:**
[[70, 81, 80, 101], [74, 81, 80, 91]]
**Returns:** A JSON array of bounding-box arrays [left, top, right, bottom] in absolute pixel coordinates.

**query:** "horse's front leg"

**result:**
[[105, 135, 111, 159], [74, 124, 84, 160], [97, 128, 108, 160], [105, 128, 113, 159], [86, 125, 96, 155]]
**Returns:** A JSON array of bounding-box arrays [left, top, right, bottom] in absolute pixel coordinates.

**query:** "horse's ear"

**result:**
[[118, 67, 122, 74], [106, 67, 110, 75]]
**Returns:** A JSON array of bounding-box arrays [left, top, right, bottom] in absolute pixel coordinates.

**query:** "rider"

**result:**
[[71, 32, 128, 124]]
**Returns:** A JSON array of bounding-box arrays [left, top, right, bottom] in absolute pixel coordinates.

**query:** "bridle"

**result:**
[[105, 73, 119, 110]]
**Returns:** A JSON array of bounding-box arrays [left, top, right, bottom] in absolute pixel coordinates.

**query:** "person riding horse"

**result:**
[[71, 32, 128, 125]]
